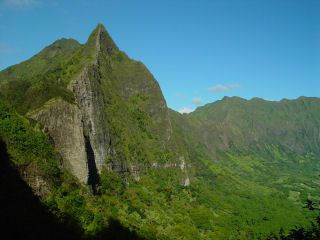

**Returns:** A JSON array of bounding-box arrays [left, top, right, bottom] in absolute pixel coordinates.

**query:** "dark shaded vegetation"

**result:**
[[0, 101, 148, 239], [0, 138, 147, 240], [94, 219, 147, 240], [0, 138, 80, 240], [0, 101, 61, 184], [266, 201, 320, 240]]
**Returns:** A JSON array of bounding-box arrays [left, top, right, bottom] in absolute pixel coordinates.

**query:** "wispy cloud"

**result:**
[[3, 0, 40, 7], [178, 107, 195, 114], [192, 97, 203, 105], [0, 43, 20, 55], [207, 84, 242, 92], [173, 93, 185, 98]]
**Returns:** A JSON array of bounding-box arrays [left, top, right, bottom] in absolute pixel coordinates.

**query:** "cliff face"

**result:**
[[27, 98, 88, 182], [68, 63, 110, 178], [24, 24, 184, 184]]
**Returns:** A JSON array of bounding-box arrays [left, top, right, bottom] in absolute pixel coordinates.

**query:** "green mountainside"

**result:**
[[191, 96, 320, 154], [0, 24, 320, 240], [0, 38, 81, 114]]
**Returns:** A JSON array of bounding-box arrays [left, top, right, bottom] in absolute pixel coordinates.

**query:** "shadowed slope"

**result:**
[[0, 138, 148, 240], [0, 139, 80, 240]]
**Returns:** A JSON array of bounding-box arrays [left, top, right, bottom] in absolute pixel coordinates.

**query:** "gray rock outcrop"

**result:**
[[27, 24, 188, 185], [28, 98, 88, 182]]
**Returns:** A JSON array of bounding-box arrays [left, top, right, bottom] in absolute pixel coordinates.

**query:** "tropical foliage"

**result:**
[[0, 25, 320, 239]]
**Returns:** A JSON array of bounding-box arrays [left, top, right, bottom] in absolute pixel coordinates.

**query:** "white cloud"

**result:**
[[178, 107, 195, 114], [4, 0, 39, 7], [207, 84, 242, 92], [192, 97, 203, 104], [173, 93, 185, 98]]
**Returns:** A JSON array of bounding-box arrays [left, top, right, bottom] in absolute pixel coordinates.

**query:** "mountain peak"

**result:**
[[85, 23, 118, 55]]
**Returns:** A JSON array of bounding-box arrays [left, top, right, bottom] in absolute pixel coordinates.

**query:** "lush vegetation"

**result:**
[[1, 94, 319, 239], [0, 101, 60, 183], [1, 24, 320, 239], [0, 38, 90, 114]]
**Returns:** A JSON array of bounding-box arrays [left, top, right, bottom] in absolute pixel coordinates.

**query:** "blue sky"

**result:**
[[0, 0, 319, 113]]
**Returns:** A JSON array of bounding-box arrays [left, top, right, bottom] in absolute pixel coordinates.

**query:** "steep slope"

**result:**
[[0, 38, 81, 84], [171, 96, 320, 187], [0, 24, 320, 240], [0, 24, 188, 186], [0, 38, 81, 114], [0, 101, 148, 240], [191, 96, 320, 155], [168, 98, 320, 238], [170, 96, 320, 222], [0, 138, 80, 240]]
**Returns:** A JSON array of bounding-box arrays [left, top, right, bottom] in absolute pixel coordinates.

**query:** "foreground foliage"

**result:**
[[1, 101, 319, 239]]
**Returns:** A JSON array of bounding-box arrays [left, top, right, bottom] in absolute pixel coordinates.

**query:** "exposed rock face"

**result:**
[[26, 24, 188, 184], [28, 61, 111, 184], [68, 64, 110, 175], [28, 98, 88, 182], [27, 25, 115, 183], [179, 156, 190, 186]]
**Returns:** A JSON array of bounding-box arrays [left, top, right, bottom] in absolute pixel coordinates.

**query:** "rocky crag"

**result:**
[[2, 24, 188, 186]]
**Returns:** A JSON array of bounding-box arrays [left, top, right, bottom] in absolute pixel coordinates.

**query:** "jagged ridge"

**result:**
[[1, 24, 188, 185]]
